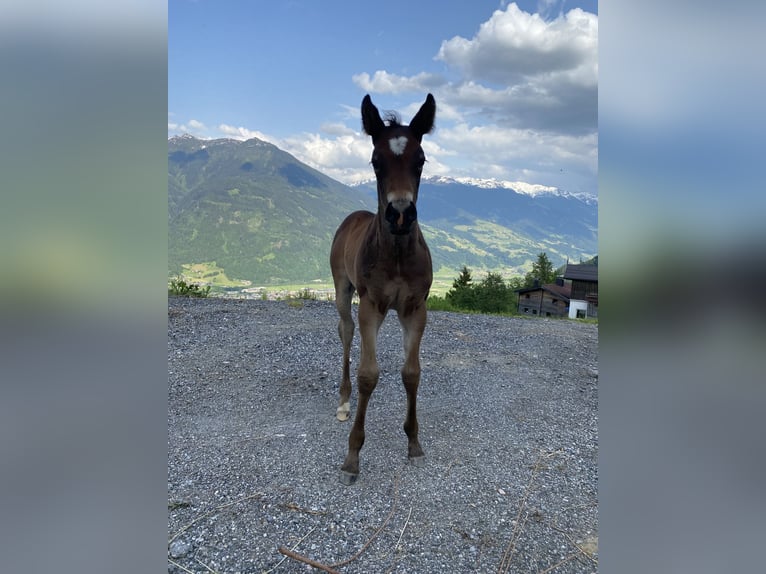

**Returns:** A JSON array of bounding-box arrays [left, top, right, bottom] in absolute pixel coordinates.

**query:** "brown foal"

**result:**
[[330, 93, 436, 485]]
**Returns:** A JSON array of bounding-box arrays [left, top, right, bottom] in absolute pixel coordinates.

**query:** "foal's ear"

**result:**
[[409, 93, 436, 141], [361, 94, 385, 140]]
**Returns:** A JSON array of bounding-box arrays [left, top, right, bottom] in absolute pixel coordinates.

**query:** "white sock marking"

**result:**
[[389, 136, 408, 155], [336, 401, 350, 421]]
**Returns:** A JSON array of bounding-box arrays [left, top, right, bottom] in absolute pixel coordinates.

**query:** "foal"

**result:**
[[330, 93, 436, 485]]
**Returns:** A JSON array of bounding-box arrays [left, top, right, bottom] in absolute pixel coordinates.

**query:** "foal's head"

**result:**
[[361, 93, 436, 235]]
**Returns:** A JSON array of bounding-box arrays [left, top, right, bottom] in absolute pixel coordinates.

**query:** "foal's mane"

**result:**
[[383, 111, 402, 127]]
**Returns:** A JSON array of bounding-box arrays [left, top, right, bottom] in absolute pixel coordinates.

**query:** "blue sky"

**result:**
[[169, 1, 598, 195]]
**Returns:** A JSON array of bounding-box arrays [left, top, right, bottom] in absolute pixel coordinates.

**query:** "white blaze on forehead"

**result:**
[[389, 136, 408, 155]]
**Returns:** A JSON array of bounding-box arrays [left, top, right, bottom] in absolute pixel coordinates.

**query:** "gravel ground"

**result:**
[[168, 297, 598, 573]]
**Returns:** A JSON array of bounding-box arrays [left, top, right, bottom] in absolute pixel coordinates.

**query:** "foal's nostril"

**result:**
[[391, 198, 411, 213], [402, 202, 417, 223], [385, 201, 417, 234]]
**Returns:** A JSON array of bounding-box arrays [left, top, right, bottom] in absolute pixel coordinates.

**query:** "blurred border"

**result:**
[[601, 2, 766, 572], [3, 2, 765, 572], [0, 3, 167, 574]]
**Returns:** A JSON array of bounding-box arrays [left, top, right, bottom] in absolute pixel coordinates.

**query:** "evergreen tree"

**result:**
[[446, 265, 477, 310], [524, 252, 557, 287], [453, 266, 473, 289]]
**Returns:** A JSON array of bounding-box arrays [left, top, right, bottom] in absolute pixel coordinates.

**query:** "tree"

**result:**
[[474, 271, 513, 313], [506, 275, 524, 291], [446, 265, 477, 310], [524, 252, 557, 287], [453, 266, 473, 290]]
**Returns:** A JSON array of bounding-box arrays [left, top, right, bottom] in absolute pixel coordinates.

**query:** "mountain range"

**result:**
[[168, 135, 597, 288]]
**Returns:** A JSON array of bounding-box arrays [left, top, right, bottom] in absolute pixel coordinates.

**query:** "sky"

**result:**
[[169, 0, 598, 196]]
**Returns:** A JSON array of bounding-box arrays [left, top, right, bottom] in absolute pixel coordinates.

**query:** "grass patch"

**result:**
[[179, 262, 251, 288], [283, 287, 320, 308]]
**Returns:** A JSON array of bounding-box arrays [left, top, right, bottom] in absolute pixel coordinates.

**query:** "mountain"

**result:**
[[168, 135, 597, 287], [168, 134, 373, 284]]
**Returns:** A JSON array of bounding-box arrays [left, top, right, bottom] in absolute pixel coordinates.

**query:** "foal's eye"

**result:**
[[371, 155, 381, 172]]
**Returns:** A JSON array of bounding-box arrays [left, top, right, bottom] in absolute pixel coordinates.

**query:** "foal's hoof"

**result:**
[[409, 455, 426, 468], [336, 403, 350, 421], [339, 470, 358, 486]]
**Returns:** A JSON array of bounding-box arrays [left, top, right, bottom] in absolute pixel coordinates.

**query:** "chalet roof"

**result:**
[[563, 264, 598, 282], [515, 283, 571, 301], [544, 283, 572, 299]]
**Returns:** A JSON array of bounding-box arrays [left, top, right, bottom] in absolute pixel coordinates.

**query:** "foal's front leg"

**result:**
[[334, 279, 355, 421], [398, 303, 427, 466], [340, 296, 383, 485]]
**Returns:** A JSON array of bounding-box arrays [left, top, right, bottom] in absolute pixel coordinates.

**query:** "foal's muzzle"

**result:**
[[385, 201, 417, 234]]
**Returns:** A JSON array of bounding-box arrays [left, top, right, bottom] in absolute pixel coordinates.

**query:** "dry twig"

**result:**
[[277, 546, 341, 574], [277, 469, 402, 573], [168, 558, 195, 574], [546, 522, 598, 566], [263, 526, 316, 574], [395, 506, 413, 552], [536, 551, 579, 574], [329, 470, 401, 568], [497, 450, 560, 574], [281, 501, 328, 515]]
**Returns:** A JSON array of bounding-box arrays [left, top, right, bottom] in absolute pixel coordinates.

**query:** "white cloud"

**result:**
[[434, 122, 597, 192], [262, 126, 451, 186], [218, 123, 276, 143], [319, 122, 356, 137], [354, 4, 597, 136], [437, 4, 596, 85], [352, 70, 446, 94], [433, 3, 597, 134], [168, 119, 208, 139], [280, 131, 373, 184], [427, 99, 464, 123]]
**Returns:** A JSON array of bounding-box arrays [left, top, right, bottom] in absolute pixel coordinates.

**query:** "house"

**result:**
[[516, 279, 571, 318], [563, 263, 598, 318]]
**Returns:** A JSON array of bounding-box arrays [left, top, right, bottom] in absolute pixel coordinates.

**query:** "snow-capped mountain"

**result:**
[[422, 175, 597, 204]]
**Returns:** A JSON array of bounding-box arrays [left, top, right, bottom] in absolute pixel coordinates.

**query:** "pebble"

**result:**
[[168, 539, 191, 558]]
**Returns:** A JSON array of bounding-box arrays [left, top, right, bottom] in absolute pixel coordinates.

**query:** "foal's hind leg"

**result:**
[[398, 303, 427, 466], [334, 278, 355, 421]]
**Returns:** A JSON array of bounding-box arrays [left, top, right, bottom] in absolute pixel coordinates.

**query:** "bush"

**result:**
[[168, 278, 211, 298], [426, 294, 458, 312], [295, 288, 317, 300], [439, 266, 518, 315]]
